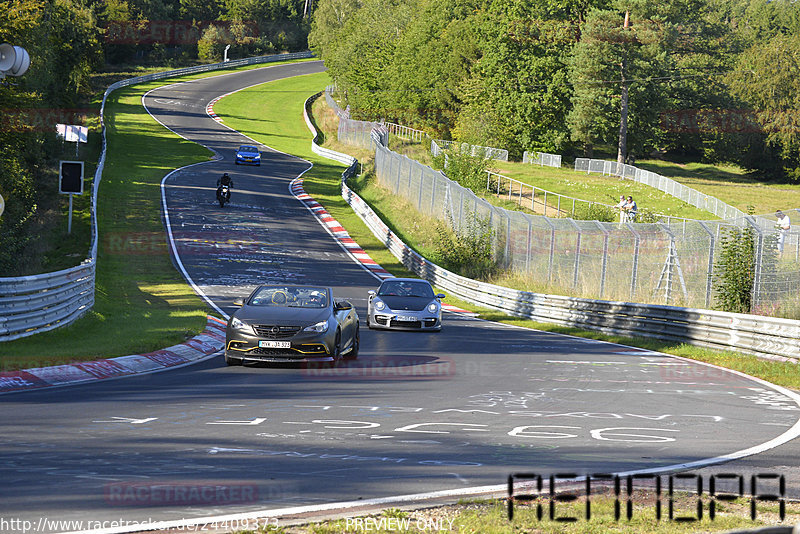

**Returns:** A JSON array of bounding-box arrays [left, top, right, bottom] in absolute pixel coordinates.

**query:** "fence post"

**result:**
[[545, 218, 556, 284], [568, 219, 582, 289], [698, 220, 716, 309], [745, 216, 764, 309], [417, 164, 424, 211], [626, 222, 641, 301], [595, 221, 610, 299], [523, 214, 533, 273]]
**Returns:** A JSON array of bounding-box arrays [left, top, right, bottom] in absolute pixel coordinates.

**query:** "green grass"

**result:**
[[254, 493, 800, 533], [493, 160, 716, 220], [637, 159, 800, 214], [212, 72, 800, 392], [0, 59, 315, 370]]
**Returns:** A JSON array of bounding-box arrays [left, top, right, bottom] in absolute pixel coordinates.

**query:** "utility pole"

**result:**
[[616, 11, 630, 170]]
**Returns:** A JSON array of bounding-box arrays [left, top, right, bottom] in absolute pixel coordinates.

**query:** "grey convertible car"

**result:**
[[366, 278, 444, 331], [225, 285, 359, 365]]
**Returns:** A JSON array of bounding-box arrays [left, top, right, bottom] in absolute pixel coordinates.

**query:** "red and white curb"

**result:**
[[0, 316, 226, 394], [289, 178, 477, 316], [206, 96, 225, 123]]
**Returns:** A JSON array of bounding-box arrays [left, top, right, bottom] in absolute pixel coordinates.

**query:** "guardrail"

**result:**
[[0, 51, 314, 342], [304, 94, 800, 362]]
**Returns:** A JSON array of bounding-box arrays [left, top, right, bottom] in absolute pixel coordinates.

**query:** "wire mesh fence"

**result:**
[[325, 88, 800, 313], [431, 139, 509, 161], [523, 151, 562, 168], [575, 158, 746, 220]]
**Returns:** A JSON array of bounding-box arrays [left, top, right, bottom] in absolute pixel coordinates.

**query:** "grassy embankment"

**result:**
[[242, 496, 800, 533], [213, 74, 800, 392], [0, 59, 314, 371]]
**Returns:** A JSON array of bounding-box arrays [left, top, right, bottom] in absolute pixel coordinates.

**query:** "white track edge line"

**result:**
[[70, 67, 800, 534]]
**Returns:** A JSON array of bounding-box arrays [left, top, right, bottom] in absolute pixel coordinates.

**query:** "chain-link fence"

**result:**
[[523, 151, 562, 168], [431, 139, 509, 161], [575, 158, 746, 220], [325, 89, 800, 312]]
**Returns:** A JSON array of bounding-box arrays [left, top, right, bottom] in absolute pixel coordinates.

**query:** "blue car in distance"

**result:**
[[235, 145, 261, 166]]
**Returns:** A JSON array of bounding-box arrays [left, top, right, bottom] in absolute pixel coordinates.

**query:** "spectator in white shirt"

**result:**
[[776, 210, 791, 253]]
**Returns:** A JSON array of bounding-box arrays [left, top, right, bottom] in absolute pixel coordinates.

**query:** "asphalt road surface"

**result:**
[[1, 61, 799, 533]]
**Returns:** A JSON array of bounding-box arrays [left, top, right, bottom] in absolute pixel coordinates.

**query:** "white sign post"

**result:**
[[57, 124, 88, 156]]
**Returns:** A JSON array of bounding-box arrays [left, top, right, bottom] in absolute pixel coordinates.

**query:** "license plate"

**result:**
[[259, 340, 291, 348], [395, 316, 416, 322]]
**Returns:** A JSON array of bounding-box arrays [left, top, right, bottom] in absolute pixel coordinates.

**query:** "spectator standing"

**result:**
[[615, 195, 627, 223], [624, 196, 638, 222], [776, 210, 791, 253]]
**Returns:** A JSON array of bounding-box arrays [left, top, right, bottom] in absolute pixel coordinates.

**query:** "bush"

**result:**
[[572, 202, 616, 222], [432, 150, 490, 193], [714, 223, 756, 314], [433, 214, 500, 280]]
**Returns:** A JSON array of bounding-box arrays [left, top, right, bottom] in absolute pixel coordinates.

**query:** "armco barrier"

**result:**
[[0, 51, 314, 342], [305, 94, 800, 362]]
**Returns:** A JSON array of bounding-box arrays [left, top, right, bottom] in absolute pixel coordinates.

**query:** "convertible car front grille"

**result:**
[[250, 347, 303, 357], [254, 325, 300, 338]]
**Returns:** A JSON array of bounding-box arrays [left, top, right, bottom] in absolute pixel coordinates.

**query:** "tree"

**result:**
[[728, 33, 800, 181]]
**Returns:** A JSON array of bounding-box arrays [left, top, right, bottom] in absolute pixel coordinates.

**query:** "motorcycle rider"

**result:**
[[216, 172, 233, 201]]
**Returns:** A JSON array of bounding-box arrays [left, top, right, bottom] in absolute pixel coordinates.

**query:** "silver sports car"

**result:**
[[225, 285, 359, 365], [366, 278, 444, 331]]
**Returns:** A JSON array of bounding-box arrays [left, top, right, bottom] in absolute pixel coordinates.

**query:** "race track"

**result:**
[[1, 61, 799, 532]]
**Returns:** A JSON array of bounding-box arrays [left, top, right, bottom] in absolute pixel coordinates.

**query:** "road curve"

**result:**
[[1, 61, 799, 532]]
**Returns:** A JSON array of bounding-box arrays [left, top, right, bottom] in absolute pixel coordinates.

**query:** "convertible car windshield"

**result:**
[[249, 286, 328, 308], [377, 280, 434, 298]]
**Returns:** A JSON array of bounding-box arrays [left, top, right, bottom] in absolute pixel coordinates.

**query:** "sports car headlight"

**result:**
[[303, 320, 329, 333], [374, 299, 385, 311], [427, 302, 439, 313], [230, 316, 254, 334], [254, 154, 261, 159]]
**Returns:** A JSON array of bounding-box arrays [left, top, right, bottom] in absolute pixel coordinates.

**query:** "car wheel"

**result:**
[[224, 352, 242, 366], [345, 326, 359, 360], [329, 330, 342, 366]]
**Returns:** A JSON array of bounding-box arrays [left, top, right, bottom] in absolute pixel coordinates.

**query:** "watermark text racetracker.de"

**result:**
[[0, 517, 279, 533]]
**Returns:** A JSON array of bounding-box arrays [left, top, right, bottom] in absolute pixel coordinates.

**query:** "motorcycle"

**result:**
[[216, 183, 230, 208]]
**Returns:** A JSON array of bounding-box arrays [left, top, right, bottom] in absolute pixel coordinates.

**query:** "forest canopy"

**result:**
[[309, 0, 800, 181]]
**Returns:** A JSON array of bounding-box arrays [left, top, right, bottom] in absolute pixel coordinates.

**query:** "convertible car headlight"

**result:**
[[374, 300, 385, 311], [230, 316, 254, 334], [303, 320, 329, 333], [427, 302, 439, 313]]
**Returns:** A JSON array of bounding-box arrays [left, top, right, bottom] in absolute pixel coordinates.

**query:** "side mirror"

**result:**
[[435, 293, 445, 299], [233, 297, 245, 307], [335, 301, 353, 311], [368, 290, 376, 297]]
